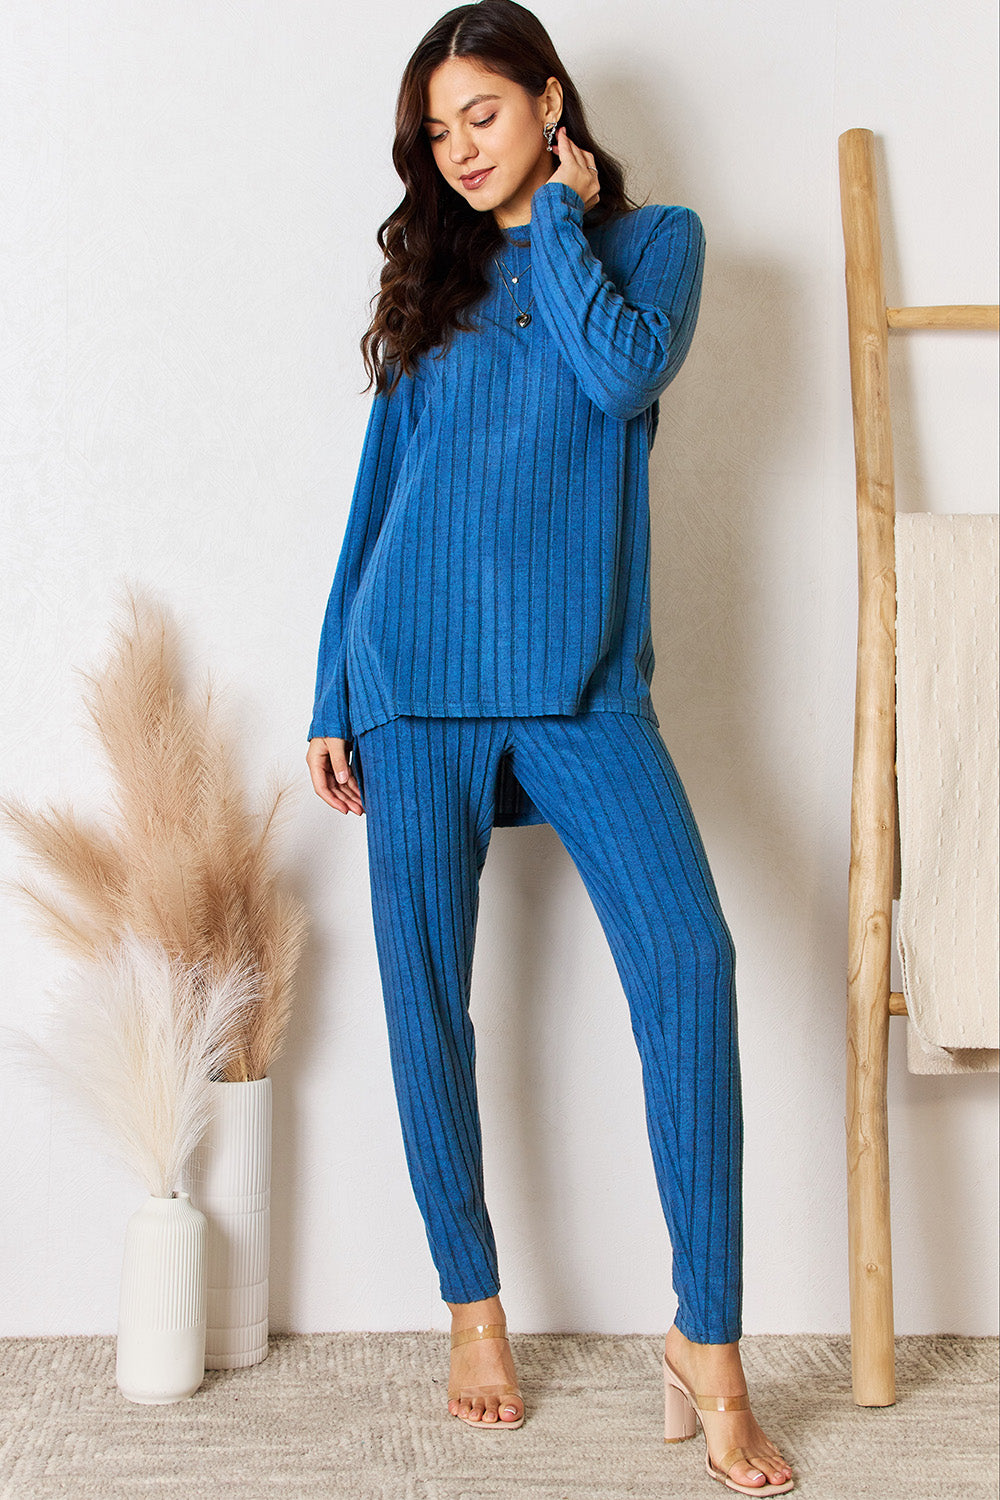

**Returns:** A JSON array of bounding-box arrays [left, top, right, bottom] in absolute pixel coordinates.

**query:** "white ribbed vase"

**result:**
[[116, 1190, 207, 1404], [182, 1076, 271, 1369]]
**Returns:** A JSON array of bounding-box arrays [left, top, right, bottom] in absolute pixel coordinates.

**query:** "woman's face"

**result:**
[[422, 56, 562, 229]]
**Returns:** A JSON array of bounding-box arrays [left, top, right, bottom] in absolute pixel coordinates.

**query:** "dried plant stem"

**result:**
[[1, 933, 264, 1197], [0, 587, 308, 1082]]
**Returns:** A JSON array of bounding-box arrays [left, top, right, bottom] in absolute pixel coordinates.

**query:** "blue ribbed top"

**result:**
[[309, 179, 705, 824]]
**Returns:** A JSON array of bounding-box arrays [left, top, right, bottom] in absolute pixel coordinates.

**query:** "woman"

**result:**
[[306, 2, 794, 1492]]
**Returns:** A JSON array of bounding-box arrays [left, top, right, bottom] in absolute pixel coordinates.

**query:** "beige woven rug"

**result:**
[[1, 1333, 997, 1499]]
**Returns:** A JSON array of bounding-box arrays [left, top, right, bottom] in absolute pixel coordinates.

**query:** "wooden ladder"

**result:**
[[838, 126, 998, 1407]]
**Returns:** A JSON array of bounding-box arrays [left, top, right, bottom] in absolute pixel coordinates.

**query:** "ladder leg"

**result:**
[[846, 921, 896, 1405], [840, 126, 899, 1405]]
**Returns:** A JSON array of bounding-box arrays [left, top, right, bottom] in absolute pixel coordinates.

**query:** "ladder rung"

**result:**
[[889, 991, 908, 1015], [887, 305, 999, 330]]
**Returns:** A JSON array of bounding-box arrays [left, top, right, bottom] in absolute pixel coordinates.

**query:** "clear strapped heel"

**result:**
[[663, 1353, 794, 1494], [447, 1322, 525, 1430], [664, 1363, 699, 1441]]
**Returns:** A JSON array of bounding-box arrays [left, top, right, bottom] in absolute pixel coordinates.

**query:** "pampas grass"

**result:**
[[1, 933, 262, 1198], [0, 588, 308, 1082]]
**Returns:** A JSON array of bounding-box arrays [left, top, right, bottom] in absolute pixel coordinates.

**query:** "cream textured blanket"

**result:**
[[894, 513, 999, 1075]]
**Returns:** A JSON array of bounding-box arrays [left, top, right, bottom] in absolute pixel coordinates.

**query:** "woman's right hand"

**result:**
[[307, 736, 364, 815], [546, 127, 600, 212]]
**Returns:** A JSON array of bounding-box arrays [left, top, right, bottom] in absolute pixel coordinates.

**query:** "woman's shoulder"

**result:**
[[587, 203, 704, 287], [594, 201, 704, 248]]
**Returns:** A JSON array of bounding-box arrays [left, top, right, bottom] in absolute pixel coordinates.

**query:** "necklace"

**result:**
[[493, 255, 534, 327]]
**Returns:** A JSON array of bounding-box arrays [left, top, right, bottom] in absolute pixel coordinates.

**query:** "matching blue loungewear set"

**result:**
[[309, 180, 743, 1343]]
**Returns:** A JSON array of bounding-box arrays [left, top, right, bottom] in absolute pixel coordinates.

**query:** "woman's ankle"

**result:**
[[447, 1292, 504, 1327], [667, 1323, 741, 1353]]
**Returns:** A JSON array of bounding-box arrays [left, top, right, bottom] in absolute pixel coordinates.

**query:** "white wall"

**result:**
[[1, 0, 996, 1338]]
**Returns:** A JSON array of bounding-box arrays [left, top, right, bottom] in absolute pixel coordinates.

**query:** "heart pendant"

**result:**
[[516, 312, 531, 328]]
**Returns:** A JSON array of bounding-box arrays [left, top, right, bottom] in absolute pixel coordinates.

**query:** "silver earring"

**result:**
[[543, 121, 559, 152]]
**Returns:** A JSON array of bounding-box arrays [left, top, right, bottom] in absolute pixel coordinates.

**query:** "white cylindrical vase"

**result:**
[[182, 1075, 271, 1369], [116, 1190, 207, 1404]]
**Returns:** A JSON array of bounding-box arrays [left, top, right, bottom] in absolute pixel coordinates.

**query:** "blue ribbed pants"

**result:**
[[352, 711, 743, 1344]]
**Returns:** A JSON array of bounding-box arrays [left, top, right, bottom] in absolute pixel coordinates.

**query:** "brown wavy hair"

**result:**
[[360, 0, 639, 396]]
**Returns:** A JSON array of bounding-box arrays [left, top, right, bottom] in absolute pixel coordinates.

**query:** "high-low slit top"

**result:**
[[309, 179, 705, 826]]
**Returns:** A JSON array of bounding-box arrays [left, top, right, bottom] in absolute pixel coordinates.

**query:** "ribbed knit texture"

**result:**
[[308, 180, 705, 824], [356, 712, 743, 1341]]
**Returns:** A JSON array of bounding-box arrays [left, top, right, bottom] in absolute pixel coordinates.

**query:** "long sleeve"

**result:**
[[528, 180, 705, 422], [308, 362, 422, 742]]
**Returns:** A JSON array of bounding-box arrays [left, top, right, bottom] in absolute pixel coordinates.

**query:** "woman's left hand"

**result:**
[[545, 127, 600, 212]]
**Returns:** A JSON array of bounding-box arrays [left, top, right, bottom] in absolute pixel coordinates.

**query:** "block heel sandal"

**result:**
[[447, 1322, 525, 1430], [663, 1352, 794, 1494]]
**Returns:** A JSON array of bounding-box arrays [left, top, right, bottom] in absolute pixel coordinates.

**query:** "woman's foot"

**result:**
[[664, 1324, 793, 1490], [446, 1294, 524, 1426]]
